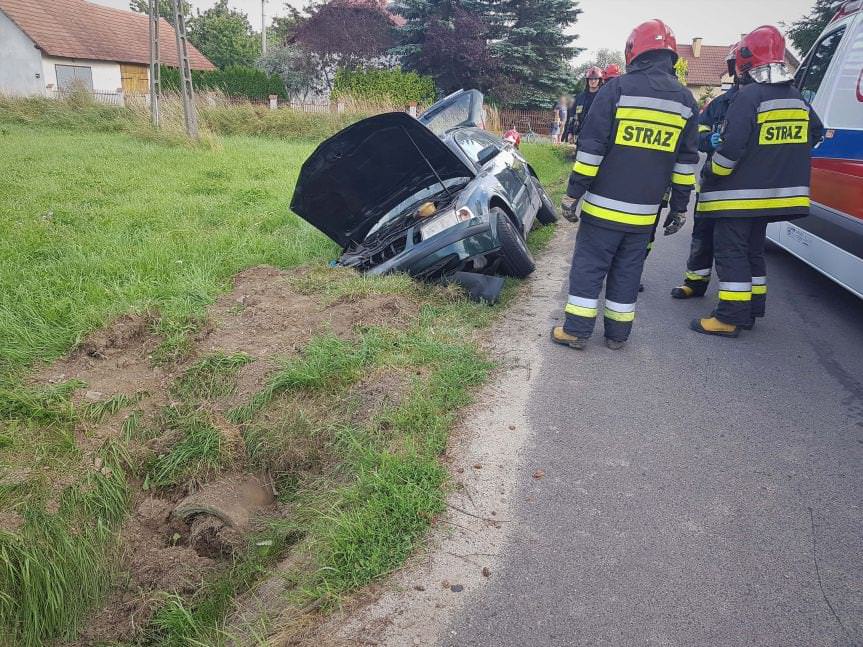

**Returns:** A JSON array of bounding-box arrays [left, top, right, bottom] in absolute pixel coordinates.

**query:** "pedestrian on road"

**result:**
[[564, 67, 604, 144], [552, 19, 699, 351], [670, 44, 741, 299], [691, 25, 824, 337]]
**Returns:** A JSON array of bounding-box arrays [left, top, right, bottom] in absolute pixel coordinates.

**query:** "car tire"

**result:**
[[535, 185, 559, 225], [494, 208, 535, 279]]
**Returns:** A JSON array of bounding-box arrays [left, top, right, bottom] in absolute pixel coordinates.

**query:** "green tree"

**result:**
[[785, 0, 836, 56], [257, 45, 321, 100], [674, 57, 688, 86], [128, 0, 189, 25], [187, 0, 260, 70]]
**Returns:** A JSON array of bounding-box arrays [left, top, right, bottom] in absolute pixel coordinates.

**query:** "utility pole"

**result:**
[[261, 0, 268, 56], [148, 0, 161, 126], [172, 0, 198, 138]]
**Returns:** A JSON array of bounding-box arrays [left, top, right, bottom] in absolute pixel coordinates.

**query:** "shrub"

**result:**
[[332, 68, 437, 106], [161, 65, 286, 100]]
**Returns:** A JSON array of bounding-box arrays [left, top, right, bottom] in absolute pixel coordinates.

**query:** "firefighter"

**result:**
[[603, 63, 622, 81], [691, 25, 824, 337], [670, 44, 741, 299], [563, 66, 604, 143], [552, 19, 700, 351]]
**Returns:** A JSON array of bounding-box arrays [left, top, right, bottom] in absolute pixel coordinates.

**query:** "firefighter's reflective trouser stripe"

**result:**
[[565, 220, 649, 342], [751, 275, 767, 318], [713, 218, 768, 325], [696, 186, 811, 214], [683, 216, 715, 294]]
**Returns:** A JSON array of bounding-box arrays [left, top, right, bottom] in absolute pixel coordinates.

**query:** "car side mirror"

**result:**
[[477, 145, 501, 166]]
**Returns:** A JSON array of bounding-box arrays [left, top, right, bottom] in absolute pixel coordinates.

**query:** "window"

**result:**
[[454, 129, 500, 165], [796, 26, 846, 103], [55, 64, 94, 92]]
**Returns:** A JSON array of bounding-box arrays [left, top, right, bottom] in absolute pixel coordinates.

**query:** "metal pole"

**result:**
[[148, 0, 161, 126], [172, 0, 198, 138], [261, 0, 267, 55]]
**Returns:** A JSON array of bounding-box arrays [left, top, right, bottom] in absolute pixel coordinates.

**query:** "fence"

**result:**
[[498, 109, 556, 141]]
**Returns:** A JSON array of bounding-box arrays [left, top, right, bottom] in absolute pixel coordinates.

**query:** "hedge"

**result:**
[[161, 65, 286, 100], [332, 68, 437, 106]]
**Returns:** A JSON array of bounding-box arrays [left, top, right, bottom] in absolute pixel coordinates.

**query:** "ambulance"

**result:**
[[766, 0, 863, 298]]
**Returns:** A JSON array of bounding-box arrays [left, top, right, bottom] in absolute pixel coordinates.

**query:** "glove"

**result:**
[[663, 211, 686, 236], [709, 132, 722, 150], [561, 196, 580, 223]]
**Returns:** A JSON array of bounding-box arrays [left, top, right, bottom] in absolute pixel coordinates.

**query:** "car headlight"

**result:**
[[420, 207, 474, 240]]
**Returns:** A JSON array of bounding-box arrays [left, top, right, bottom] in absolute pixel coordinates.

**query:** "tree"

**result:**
[[269, 5, 307, 46], [674, 57, 688, 86], [785, 0, 836, 56], [187, 0, 260, 69], [128, 0, 189, 25], [257, 45, 321, 100]]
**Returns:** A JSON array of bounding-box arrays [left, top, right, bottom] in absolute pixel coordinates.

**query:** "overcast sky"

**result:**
[[92, 0, 817, 60]]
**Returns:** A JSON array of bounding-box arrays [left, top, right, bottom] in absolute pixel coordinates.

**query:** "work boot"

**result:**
[[605, 338, 626, 350], [690, 317, 739, 338], [671, 285, 704, 299], [550, 326, 588, 350]]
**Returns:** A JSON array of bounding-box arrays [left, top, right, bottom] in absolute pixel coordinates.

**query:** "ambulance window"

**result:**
[[797, 26, 846, 103]]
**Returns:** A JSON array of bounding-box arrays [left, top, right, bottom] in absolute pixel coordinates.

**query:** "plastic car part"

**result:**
[[442, 271, 506, 304]]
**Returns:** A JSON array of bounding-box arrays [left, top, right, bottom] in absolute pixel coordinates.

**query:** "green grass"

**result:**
[[172, 352, 253, 401]]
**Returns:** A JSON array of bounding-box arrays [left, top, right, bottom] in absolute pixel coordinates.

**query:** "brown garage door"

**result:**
[[120, 64, 149, 94]]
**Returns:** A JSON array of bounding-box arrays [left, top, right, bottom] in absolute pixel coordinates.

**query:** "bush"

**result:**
[[161, 65, 286, 100], [332, 68, 437, 106]]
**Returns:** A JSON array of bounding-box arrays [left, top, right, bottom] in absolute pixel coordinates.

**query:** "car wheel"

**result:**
[[494, 208, 535, 279], [535, 185, 559, 225]]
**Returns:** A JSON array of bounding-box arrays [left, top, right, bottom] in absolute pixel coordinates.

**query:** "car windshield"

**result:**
[[419, 90, 484, 136]]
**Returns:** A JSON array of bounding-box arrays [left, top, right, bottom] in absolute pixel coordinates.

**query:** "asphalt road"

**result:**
[[445, 212, 863, 646]]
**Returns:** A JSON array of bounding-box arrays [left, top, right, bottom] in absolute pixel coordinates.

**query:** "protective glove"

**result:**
[[663, 211, 686, 236], [709, 132, 722, 150], [561, 196, 580, 223]]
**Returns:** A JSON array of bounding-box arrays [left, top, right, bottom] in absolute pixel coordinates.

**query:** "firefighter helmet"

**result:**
[[736, 26, 785, 76], [603, 63, 622, 80], [726, 43, 739, 77], [625, 19, 678, 65], [586, 66, 604, 80]]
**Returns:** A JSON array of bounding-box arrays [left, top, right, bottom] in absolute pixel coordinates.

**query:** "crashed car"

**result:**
[[291, 90, 558, 298]]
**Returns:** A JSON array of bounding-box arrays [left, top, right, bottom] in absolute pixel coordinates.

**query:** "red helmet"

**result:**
[[603, 63, 622, 80], [586, 66, 604, 80], [625, 19, 678, 65], [736, 26, 785, 76]]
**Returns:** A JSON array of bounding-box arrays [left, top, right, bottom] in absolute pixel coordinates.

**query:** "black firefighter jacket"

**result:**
[[567, 51, 700, 234], [698, 85, 738, 153], [697, 80, 824, 221]]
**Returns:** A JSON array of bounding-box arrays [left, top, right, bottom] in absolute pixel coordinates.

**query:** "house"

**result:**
[[0, 0, 214, 98], [678, 37, 799, 104]]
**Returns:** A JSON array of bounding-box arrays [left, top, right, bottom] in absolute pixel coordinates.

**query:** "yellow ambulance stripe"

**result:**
[[697, 196, 810, 212], [711, 160, 733, 176], [718, 290, 752, 301], [565, 303, 598, 317], [615, 107, 687, 129], [757, 109, 809, 123], [572, 161, 599, 177], [604, 309, 636, 322], [672, 172, 696, 186], [581, 201, 657, 226]]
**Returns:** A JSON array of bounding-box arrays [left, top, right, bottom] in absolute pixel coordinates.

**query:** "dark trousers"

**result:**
[[565, 221, 650, 341], [682, 216, 716, 293], [713, 218, 768, 325]]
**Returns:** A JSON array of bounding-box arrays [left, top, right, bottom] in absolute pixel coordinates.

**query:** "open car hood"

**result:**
[[290, 112, 474, 249]]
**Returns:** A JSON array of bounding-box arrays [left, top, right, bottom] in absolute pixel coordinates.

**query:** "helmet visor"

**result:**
[[748, 63, 793, 84]]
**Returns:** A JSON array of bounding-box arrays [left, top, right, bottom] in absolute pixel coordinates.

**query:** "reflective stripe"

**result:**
[[751, 276, 767, 285], [697, 196, 810, 212], [719, 290, 752, 301], [757, 108, 809, 123], [698, 124, 711, 133], [573, 161, 599, 177], [605, 299, 635, 313], [686, 270, 710, 281], [604, 308, 636, 322], [758, 98, 807, 113], [565, 303, 598, 318], [582, 201, 657, 226], [673, 163, 697, 175], [584, 192, 659, 214], [719, 281, 751, 292], [752, 276, 767, 294], [690, 267, 712, 276], [576, 151, 604, 165], [672, 172, 696, 186], [699, 186, 810, 202], [615, 107, 687, 128], [617, 95, 693, 118], [752, 285, 768, 295], [712, 152, 737, 169], [711, 161, 733, 176], [568, 295, 599, 308]]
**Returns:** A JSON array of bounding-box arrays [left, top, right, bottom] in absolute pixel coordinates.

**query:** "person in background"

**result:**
[[566, 67, 604, 144], [503, 123, 521, 148], [551, 96, 568, 144], [603, 63, 622, 81]]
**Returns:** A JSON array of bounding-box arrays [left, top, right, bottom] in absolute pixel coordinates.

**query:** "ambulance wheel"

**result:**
[[495, 208, 535, 278], [536, 186, 559, 225]]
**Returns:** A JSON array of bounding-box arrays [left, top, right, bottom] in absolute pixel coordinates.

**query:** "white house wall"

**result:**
[[0, 10, 44, 95], [42, 56, 122, 93]]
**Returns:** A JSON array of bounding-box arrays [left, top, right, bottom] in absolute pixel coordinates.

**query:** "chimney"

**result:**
[[692, 37, 703, 58]]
